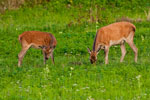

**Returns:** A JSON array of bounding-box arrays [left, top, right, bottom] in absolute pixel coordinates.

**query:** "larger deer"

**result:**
[[18, 31, 57, 67], [88, 21, 138, 64]]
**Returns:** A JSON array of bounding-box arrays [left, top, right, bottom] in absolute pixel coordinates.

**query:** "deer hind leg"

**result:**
[[120, 44, 126, 62], [127, 41, 138, 62], [126, 32, 138, 62], [104, 46, 110, 64], [18, 46, 30, 67]]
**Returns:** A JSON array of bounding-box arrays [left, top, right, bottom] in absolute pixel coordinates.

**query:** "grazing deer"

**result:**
[[18, 31, 57, 67], [87, 21, 138, 64]]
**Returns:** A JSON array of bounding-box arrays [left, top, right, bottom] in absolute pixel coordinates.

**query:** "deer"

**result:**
[[87, 21, 138, 64], [18, 31, 57, 67]]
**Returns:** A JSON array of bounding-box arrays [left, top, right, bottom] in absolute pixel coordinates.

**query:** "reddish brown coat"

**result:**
[[88, 21, 138, 64], [19, 31, 57, 48], [18, 31, 57, 67], [93, 22, 136, 50]]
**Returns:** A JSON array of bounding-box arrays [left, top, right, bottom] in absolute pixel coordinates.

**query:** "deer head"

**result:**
[[87, 48, 100, 64]]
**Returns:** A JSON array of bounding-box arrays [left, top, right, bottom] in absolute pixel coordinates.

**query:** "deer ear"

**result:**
[[87, 48, 91, 54]]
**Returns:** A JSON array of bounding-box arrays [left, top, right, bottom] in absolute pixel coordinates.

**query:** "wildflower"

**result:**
[[70, 67, 74, 71], [87, 96, 94, 100], [44, 65, 50, 74], [82, 87, 90, 90], [136, 75, 141, 80], [141, 35, 144, 41], [76, 89, 79, 91], [59, 32, 62, 34], [73, 84, 77, 86]]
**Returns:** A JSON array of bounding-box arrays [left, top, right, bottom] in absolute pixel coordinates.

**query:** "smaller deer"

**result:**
[[88, 21, 138, 64], [18, 31, 57, 67]]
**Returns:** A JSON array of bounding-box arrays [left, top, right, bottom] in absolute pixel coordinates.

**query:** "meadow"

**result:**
[[0, 1, 150, 100]]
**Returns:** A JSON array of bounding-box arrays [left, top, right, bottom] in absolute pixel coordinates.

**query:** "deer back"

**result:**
[[19, 31, 57, 49], [95, 22, 136, 46]]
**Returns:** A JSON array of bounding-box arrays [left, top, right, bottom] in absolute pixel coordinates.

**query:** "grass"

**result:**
[[0, 2, 150, 100]]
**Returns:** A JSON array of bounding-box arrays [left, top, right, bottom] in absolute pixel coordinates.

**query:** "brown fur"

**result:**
[[93, 22, 136, 49], [18, 31, 57, 67], [88, 21, 138, 64], [19, 31, 57, 48]]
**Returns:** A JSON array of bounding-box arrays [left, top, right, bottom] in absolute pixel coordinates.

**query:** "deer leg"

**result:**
[[18, 47, 29, 67], [42, 50, 46, 65], [51, 51, 54, 64], [120, 44, 126, 62], [126, 32, 138, 62], [127, 41, 138, 62], [104, 46, 109, 64]]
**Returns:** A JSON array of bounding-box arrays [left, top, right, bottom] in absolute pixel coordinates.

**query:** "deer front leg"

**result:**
[[104, 46, 109, 64], [42, 50, 46, 65], [51, 51, 54, 64]]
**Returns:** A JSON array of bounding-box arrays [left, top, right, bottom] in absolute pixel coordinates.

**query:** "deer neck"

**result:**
[[92, 33, 99, 52]]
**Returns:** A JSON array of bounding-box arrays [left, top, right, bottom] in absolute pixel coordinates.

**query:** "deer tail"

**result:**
[[18, 35, 22, 43], [132, 24, 136, 32]]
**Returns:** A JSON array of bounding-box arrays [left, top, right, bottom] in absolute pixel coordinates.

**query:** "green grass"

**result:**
[[0, 2, 150, 100]]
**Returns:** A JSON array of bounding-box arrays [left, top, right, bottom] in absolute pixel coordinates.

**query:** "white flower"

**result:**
[[59, 32, 62, 34], [76, 89, 79, 91], [44, 65, 50, 74], [73, 84, 77, 86], [82, 87, 90, 90], [87, 96, 94, 100], [70, 67, 74, 70], [141, 35, 144, 41], [136, 75, 141, 80]]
